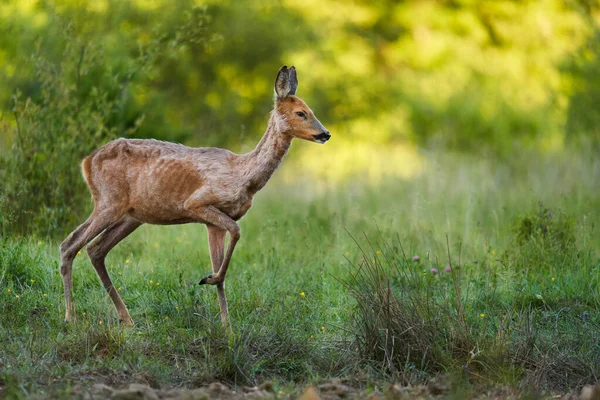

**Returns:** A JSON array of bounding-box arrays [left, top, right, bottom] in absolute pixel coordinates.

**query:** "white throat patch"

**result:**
[[273, 112, 290, 133]]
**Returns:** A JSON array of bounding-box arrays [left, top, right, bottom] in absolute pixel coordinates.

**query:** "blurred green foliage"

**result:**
[[0, 4, 213, 236], [564, 29, 600, 147], [2, 0, 600, 149], [1, 0, 600, 236]]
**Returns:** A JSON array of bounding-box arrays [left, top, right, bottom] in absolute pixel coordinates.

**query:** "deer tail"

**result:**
[[81, 150, 99, 200]]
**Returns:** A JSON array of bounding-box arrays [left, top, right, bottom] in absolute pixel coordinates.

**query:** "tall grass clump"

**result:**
[[509, 204, 577, 269], [345, 205, 600, 391], [343, 234, 475, 384]]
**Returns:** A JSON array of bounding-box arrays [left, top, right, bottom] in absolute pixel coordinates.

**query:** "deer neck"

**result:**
[[242, 111, 293, 193]]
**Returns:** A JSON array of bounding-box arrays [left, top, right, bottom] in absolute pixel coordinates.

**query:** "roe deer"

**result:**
[[59, 66, 330, 328]]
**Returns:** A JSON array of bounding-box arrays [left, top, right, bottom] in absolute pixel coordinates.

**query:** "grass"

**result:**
[[0, 148, 599, 397]]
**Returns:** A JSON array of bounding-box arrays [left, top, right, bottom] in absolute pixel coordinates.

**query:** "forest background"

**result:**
[[1, 0, 599, 234]]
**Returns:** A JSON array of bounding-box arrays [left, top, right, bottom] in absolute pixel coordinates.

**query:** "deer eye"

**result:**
[[295, 111, 307, 119]]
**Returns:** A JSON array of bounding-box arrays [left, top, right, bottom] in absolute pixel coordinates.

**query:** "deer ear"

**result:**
[[274, 65, 297, 100], [288, 66, 298, 96]]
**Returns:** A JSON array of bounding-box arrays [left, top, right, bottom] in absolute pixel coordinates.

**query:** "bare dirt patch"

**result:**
[[23, 379, 589, 400]]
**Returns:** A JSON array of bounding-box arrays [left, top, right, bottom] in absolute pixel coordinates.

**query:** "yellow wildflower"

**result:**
[[30, 279, 35, 283], [15, 295, 19, 299], [164, 316, 169, 320], [176, 306, 179, 311], [156, 282, 160, 286], [150, 280, 154, 284], [43, 293, 47, 297], [376, 250, 381, 255], [99, 320, 103, 325], [480, 314, 485, 318], [551, 277, 556, 282], [300, 292, 305, 297], [321, 326, 325, 331], [7, 289, 11, 294], [77, 251, 81, 255], [125, 259, 130, 264]]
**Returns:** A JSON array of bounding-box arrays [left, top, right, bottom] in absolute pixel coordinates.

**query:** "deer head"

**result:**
[[273, 66, 331, 144]]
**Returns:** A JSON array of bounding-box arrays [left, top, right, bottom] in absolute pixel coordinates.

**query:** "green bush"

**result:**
[[0, 38, 125, 237], [515, 205, 575, 251], [0, 11, 211, 238], [505, 204, 578, 274]]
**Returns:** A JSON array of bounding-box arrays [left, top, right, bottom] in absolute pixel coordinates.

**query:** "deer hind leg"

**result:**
[[59, 211, 121, 323], [86, 218, 142, 327], [206, 224, 230, 329]]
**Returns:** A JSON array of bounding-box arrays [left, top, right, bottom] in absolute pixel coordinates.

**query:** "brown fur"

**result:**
[[59, 66, 330, 328]]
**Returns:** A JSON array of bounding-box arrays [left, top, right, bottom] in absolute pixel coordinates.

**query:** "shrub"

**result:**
[[515, 205, 575, 252], [506, 204, 578, 274], [0, 11, 210, 238]]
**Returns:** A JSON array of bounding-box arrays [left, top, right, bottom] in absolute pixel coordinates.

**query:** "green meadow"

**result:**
[[2, 149, 599, 397]]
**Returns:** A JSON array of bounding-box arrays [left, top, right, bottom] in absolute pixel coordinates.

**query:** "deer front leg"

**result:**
[[183, 202, 241, 286], [206, 224, 230, 329]]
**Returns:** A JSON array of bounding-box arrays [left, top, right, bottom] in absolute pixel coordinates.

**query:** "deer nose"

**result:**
[[313, 131, 331, 143]]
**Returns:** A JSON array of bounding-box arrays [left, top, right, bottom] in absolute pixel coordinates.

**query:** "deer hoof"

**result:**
[[64, 314, 77, 325], [119, 317, 134, 327], [199, 274, 213, 285]]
